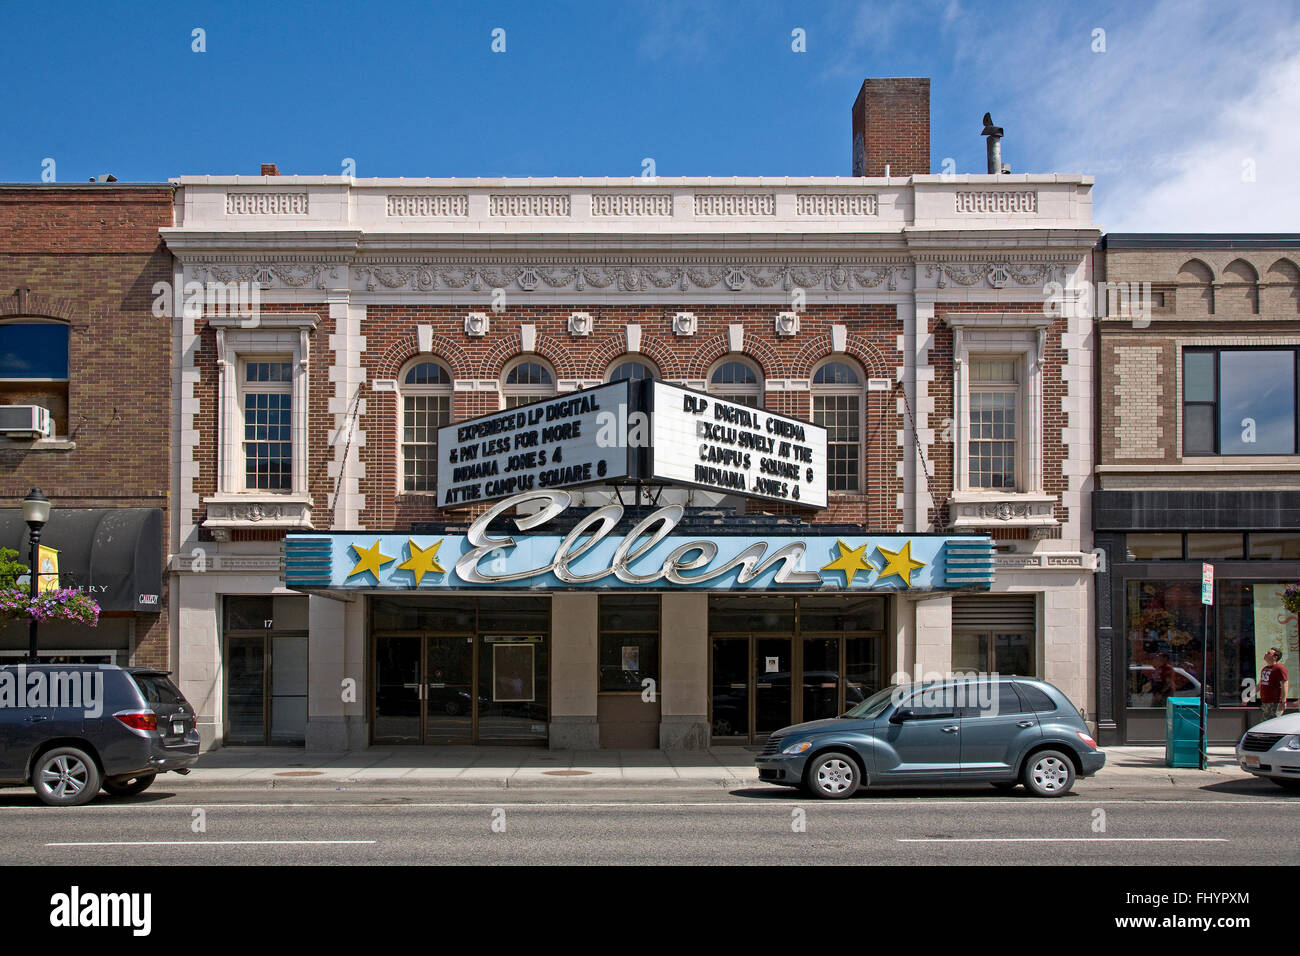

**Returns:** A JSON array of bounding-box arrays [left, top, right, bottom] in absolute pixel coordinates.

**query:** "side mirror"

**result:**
[[890, 708, 914, 724]]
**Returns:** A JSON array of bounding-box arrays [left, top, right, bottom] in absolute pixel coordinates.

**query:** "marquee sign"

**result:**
[[436, 382, 632, 508], [284, 491, 995, 592], [648, 382, 828, 509]]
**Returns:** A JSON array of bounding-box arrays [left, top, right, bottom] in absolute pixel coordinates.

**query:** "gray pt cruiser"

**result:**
[[755, 676, 1105, 798]]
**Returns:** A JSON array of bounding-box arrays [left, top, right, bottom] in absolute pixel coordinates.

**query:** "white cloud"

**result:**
[[946, 0, 1300, 230]]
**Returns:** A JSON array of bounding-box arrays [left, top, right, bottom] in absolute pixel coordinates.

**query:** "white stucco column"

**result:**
[[305, 594, 354, 750], [913, 594, 953, 678], [660, 592, 709, 749], [549, 593, 599, 748]]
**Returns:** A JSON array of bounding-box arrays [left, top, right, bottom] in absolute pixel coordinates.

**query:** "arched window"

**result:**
[[0, 319, 70, 438], [607, 357, 658, 382], [399, 359, 453, 493], [501, 358, 556, 408], [708, 356, 763, 407], [811, 360, 862, 492]]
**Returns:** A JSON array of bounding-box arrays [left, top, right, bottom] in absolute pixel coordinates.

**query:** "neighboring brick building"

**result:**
[[0, 184, 174, 668], [1094, 234, 1300, 744], [163, 80, 1100, 751]]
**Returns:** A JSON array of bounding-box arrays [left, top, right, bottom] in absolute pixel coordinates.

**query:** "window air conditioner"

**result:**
[[0, 405, 52, 439]]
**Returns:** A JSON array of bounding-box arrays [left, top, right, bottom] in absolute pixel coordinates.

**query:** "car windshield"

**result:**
[[842, 685, 899, 720]]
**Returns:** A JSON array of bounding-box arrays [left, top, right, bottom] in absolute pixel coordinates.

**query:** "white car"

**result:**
[[1236, 712, 1300, 791]]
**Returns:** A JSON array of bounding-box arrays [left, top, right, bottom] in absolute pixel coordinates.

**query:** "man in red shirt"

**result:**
[[1259, 647, 1290, 721]]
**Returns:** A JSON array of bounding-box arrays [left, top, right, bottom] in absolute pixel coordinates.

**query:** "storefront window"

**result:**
[[1187, 533, 1244, 560], [223, 595, 309, 745], [599, 596, 659, 692], [1216, 582, 1298, 708], [1125, 581, 1207, 708], [1126, 534, 1183, 560], [1248, 533, 1300, 559], [708, 595, 795, 633]]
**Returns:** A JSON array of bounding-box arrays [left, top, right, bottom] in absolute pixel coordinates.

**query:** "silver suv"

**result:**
[[755, 676, 1105, 799]]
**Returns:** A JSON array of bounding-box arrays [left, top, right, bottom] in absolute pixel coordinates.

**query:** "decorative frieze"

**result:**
[[954, 190, 1038, 214], [591, 194, 672, 217], [947, 493, 1059, 530], [226, 192, 308, 215], [387, 194, 469, 217], [924, 259, 1062, 289], [694, 193, 775, 217], [489, 194, 571, 217], [201, 495, 314, 540], [796, 194, 878, 217]]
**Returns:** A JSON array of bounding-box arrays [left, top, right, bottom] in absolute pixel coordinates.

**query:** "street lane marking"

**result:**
[[898, 837, 1229, 843], [0, 798, 1295, 812], [46, 840, 376, 847]]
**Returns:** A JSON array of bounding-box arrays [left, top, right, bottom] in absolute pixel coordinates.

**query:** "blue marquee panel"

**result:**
[[283, 532, 995, 592]]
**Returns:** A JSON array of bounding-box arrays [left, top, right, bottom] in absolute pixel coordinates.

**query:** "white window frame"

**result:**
[[501, 356, 557, 409], [943, 313, 1057, 530], [811, 358, 865, 494], [398, 357, 454, 495], [966, 355, 1023, 491], [203, 314, 316, 538], [707, 355, 764, 407]]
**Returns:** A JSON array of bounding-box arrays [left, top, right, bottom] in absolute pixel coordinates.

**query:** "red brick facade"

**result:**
[[0, 185, 175, 667]]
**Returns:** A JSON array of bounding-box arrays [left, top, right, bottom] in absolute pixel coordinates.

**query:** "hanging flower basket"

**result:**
[[0, 588, 100, 626], [1283, 583, 1300, 616]]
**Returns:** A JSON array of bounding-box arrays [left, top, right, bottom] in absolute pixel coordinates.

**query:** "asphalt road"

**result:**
[[0, 777, 1295, 866]]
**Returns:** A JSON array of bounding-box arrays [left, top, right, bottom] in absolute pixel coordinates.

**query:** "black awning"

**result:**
[[0, 508, 163, 612]]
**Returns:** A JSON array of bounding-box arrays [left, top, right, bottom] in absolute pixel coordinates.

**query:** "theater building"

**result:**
[[163, 79, 1101, 751], [1093, 234, 1300, 744]]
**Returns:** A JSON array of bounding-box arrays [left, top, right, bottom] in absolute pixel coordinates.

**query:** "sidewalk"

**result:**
[[168, 745, 1254, 790]]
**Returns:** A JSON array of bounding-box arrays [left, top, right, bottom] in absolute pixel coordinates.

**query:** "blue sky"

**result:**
[[3, 0, 1298, 230]]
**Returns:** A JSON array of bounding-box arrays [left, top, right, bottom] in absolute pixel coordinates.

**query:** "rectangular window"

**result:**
[[1126, 533, 1184, 561], [241, 360, 293, 491], [403, 393, 451, 492], [1217, 582, 1297, 708], [1125, 581, 1207, 708], [1183, 348, 1298, 455], [813, 394, 860, 491], [1249, 533, 1300, 559], [1187, 533, 1244, 560], [599, 596, 660, 692], [968, 358, 1019, 489]]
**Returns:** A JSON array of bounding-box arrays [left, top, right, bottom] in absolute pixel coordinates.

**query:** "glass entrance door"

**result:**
[[424, 635, 474, 744], [710, 635, 793, 742], [375, 634, 475, 744]]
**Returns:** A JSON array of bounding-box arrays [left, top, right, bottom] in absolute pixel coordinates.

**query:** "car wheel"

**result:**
[[33, 747, 101, 807], [1269, 777, 1300, 792], [806, 751, 861, 799], [102, 773, 157, 797], [1021, 750, 1076, 797], [991, 781, 1019, 792]]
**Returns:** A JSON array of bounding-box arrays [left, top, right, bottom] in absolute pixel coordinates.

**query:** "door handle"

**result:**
[[23, 715, 50, 723], [1017, 719, 1036, 728], [941, 725, 960, 734]]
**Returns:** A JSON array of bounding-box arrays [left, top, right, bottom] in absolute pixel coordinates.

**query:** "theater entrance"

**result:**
[[709, 595, 886, 744], [370, 596, 550, 745]]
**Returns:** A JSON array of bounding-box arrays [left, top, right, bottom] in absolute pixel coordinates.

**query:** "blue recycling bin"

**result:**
[[1165, 696, 1206, 768]]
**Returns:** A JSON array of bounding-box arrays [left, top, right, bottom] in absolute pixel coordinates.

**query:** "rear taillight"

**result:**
[[1076, 730, 1098, 750], [115, 711, 157, 732]]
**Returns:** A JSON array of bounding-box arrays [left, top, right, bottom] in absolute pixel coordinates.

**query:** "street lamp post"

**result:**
[[21, 489, 51, 664]]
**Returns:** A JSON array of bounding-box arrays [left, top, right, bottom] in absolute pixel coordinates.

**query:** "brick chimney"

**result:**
[[260, 163, 280, 176], [851, 78, 930, 177]]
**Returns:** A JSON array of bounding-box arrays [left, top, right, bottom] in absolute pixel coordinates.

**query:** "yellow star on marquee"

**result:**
[[347, 539, 395, 580], [875, 541, 926, 588], [397, 538, 445, 586], [820, 539, 875, 587]]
